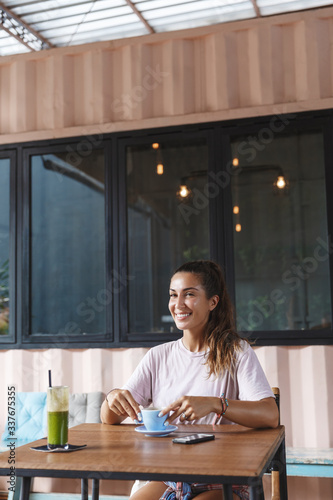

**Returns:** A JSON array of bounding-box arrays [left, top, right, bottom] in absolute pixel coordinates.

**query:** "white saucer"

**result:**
[[135, 425, 178, 437]]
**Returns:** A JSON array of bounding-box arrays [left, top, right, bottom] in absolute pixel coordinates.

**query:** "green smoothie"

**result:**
[[47, 410, 69, 448]]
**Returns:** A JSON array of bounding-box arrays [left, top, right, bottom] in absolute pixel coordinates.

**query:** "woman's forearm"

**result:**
[[161, 395, 279, 429], [101, 388, 141, 425], [222, 397, 279, 428], [100, 397, 125, 424]]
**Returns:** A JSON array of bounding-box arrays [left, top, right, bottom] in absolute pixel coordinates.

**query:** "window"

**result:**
[[0, 158, 10, 337], [1, 110, 332, 348], [124, 137, 210, 338], [230, 129, 331, 337], [24, 148, 107, 342]]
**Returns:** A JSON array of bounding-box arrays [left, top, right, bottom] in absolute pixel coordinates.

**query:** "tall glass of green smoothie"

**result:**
[[47, 386, 69, 450]]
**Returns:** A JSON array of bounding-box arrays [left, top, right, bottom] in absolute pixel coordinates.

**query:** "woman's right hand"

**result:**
[[104, 389, 142, 424]]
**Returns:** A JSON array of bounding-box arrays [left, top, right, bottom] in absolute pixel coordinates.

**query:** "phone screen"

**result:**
[[172, 433, 215, 444]]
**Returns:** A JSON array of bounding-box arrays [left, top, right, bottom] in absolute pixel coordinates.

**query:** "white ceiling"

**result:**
[[0, 0, 332, 56]]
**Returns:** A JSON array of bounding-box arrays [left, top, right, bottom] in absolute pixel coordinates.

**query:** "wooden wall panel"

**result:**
[[1, 7, 333, 143]]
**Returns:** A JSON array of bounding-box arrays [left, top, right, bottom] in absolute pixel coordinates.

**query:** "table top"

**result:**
[[0, 423, 285, 484]]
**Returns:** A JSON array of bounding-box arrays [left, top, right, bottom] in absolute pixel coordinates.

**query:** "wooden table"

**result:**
[[0, 423, 288, 500]]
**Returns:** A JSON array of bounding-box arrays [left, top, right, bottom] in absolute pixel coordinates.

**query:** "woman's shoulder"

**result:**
[[234, 338, 253, 360], [149, 339, 181, 357]]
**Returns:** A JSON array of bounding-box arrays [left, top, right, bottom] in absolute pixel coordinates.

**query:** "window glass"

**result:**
[[0, 159, 10, 336], [30, 151, 106, 335], [126, 139, 209, 334], [231, 130, 331, 332]]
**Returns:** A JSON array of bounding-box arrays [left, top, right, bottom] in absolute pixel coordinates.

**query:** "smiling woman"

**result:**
[[102, 259, 278, 500], [168, 274, 219, 348]]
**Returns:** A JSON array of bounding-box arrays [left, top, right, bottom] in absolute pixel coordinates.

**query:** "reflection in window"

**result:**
[[30, 151, 106, 335], [231, 131, 331, 332], [0, 159, 10, 336], [126, 140, 209, 334]]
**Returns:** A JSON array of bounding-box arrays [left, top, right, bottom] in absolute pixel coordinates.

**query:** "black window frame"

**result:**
[[20, 140, 114, 348], [219, 112, 333, 346], [0, 109, 332, 348], [117, 126, 217, 344], [0, 148, 16, 344]]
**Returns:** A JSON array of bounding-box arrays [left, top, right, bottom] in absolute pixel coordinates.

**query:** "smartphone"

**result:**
[[172, 433, 215, 444]]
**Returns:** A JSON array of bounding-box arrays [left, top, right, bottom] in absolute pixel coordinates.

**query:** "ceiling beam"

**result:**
[[0, 1, 53, 51], [0, 20, 35, 52], [250, 0, 261, 17], [124, 0, 155, 34]]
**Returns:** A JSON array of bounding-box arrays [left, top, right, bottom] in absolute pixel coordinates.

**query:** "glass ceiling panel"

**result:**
[[142, 0, 254, 19], [5, 1, 97, 16], [145, 2, 254, 20], [48, 23, 147, 46], [22, 0, 127, 24], [1, 0, 333, 56], [137, 0, 250, 11], [257, 0, 333, 14], [0, 38, 30, 56], [149, 7, 255, 30], [28, 7, 133, 31], [39, 14, 139, 38]]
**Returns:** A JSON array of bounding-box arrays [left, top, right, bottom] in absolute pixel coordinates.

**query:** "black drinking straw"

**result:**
[[48, 370, 52, 388]]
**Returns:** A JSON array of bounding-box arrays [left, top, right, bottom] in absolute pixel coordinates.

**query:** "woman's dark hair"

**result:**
[[173, 260, 247, 377]]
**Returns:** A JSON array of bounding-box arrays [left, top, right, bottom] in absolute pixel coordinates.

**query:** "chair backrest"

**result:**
[[272, 387, 280, 425], [69, 392, 104, 427], [271, 387, 281, 500], [1, 392, 47, 446], [1, 391, 104, 447]]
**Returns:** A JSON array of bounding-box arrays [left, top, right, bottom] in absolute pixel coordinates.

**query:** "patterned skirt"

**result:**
[[160, 481, 249, 500]]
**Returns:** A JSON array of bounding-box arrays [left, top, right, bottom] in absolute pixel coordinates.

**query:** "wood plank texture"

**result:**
[[0, 424, 284, 480], [0, 7, 333, 143]]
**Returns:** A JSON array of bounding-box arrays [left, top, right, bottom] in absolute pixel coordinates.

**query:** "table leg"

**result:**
[[223, 484, 233, 500], [249, 480, 264, 500], [278, 439, 288, 500], [19, 477, 31, 500], [92, 478, 100, 500], [81, 478, 88, 500]]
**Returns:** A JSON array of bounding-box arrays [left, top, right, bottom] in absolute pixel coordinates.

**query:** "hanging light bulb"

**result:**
[[233, 206, 240, 214], [232, 158, 239, 167], [235, 224, 242, 232], [275, 175, 286, 189], [177, 184, 191, 199], [152, 143, 159, 149], [156, 163, 164, 175]]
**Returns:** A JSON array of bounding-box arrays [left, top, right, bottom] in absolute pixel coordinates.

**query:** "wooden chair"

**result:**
[[271, 387, 281, 500]]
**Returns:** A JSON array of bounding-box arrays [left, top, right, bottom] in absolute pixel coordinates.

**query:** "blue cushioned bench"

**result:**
[[286, 448, 333, 478]]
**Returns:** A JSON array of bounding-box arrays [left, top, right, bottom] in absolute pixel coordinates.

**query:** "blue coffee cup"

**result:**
[[141, 407, 168, 431]]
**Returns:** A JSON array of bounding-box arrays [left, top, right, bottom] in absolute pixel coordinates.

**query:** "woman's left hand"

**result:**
[[160, 395, 219, 423]]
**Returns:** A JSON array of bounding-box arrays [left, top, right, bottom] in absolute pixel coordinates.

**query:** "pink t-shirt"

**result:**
[[123, 339, 273, 425]]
